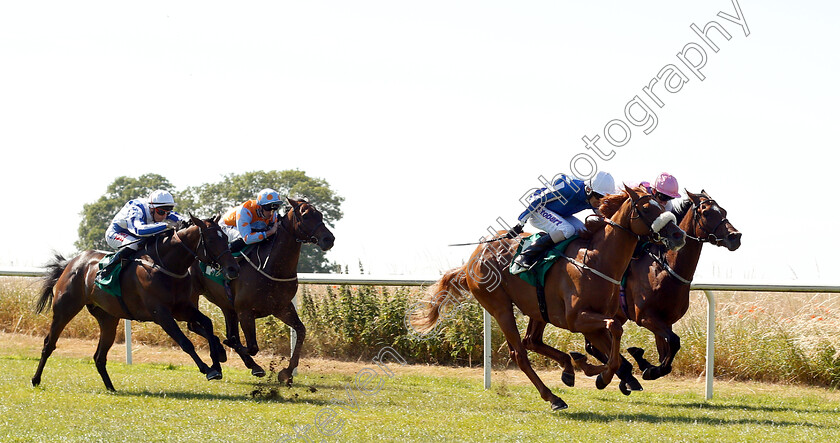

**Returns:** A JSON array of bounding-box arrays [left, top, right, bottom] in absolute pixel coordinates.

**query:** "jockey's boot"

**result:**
[[514, 234, 557, 270], [97, 247, 134, 281]]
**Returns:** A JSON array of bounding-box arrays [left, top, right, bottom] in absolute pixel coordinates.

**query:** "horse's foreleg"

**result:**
[[569, 311, 623, 389], [219, 306, 264, 377], [152, 307, 219, 380], [88, 306, 120, 391], [635, 317, 679, 380], [32, 291, 84, 388], [186, 309, 226, 371], [583, 334, 643, 395], [274, 305, 306, 386], [495, 309, 567, 410], [238, 311, 260, 357], [522, 318, 576, 387]]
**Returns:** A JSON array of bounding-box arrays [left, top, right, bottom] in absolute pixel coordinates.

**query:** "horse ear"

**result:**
[[286, 197, 298, 208], [212, 213, 221, 224], [686, 190, 702, 206], [623, 184, 639, 201], [189, 212, 202, 226]]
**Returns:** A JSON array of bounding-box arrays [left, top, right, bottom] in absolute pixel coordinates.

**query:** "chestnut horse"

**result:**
[[607, 190, 741, 380], [189, 198, 335, 384], [32, 215, 240, 391], [412, 186, 686, 410]]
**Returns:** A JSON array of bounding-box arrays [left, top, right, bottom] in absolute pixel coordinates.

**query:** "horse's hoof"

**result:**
[[619, 381, 631, 396], [595, 373, 609, 390], [252, 368, 266, 378], [627, 347, 645, 359], [642, 366, 658, 381], [31, 378, 40, 387], [569, 352, 586, 361], [561, 371, 575, 387], [206, 370, 223, 381], [626, 376, 644, 392], [550, 398, 568, 411]]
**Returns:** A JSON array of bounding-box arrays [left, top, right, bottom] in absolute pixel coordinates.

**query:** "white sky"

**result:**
[[1, 1, 837, 283]]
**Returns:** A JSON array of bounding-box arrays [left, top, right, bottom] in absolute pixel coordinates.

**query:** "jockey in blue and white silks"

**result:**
[[99, 190, 188, 278], [510, 171, 617, 270]]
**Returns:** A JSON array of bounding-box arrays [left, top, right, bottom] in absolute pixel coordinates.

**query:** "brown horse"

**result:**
[[615, 190, 741, 380], [189, 198, 335, 384], [32, 215, 240, 391], [412, 186, 686, 410]]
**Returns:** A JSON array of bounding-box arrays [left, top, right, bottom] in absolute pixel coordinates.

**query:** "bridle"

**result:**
[[145, 224, 233, 278], [607, 194, 670, 243], [687, 198, 731, 245], [280, 203, 325, 245]]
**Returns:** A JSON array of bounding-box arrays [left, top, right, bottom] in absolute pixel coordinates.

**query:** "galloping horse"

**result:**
[[617, 190, 741, 380], [189, 198, 335, 384], [412, 186, 686, 410], [32, 215, 240, 391]]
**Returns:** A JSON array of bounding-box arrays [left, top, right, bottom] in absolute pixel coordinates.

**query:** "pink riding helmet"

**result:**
[[654, 173, 680, 198]]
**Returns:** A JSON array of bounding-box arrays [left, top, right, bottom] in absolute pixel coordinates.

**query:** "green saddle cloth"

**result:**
[[198, 245, 252, 286], [94, 252, 124, 298], [510, 233, 578, 288]]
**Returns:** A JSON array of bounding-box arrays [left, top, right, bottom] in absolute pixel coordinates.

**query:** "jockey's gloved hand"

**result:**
[[175, 220, 190, 230], [230, 239, 246, 253], [507, 224, 524, 238]]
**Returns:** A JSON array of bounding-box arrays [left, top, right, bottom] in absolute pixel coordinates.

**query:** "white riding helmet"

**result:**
[[148, 190, 176, 208], [256, 188, 280, 206], [588, 171, 616, 197]]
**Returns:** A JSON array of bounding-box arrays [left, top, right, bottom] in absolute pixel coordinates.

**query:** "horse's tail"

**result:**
[[36, 252, 69, 314], [409, 266, 472, 334]]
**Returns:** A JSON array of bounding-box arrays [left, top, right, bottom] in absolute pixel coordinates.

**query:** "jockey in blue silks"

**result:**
[[509, 171, 617, 270], [98, 189, 188, 279]]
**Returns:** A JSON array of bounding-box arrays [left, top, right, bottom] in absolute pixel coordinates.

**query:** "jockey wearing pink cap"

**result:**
[[640, 172, 681, 211]]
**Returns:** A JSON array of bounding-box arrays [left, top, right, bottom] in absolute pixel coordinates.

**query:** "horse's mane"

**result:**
[[597, 190, 631, 219]]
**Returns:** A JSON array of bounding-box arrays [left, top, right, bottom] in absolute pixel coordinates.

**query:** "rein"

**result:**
[[142, 225, 232, 279]]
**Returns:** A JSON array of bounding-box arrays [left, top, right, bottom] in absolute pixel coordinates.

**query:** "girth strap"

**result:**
[[647, 251, 692, 285], [536, 280, 550, 322], [558, 254, 621, 286]]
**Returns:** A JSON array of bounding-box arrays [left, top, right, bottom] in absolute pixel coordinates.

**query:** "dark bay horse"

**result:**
[[412, 186, 686, 410], [32, 215, 240, 391], [189, 198, 335, 384], [618, 190, 741, 380]]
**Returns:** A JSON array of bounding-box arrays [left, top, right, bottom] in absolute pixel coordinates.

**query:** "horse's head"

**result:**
[[188, 213, 241, 280], [615, 185, 686, 251], [284, 198, 335, 251], [685, 190, 741, 251]]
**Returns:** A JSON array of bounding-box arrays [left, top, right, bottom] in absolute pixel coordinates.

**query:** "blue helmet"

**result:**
[[256, 188, 280, 207]]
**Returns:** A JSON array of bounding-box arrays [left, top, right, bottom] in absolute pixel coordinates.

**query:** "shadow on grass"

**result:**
[[562, 410, 835, 428], [111, 389, 334, 406], [619, 398, 840, 415]]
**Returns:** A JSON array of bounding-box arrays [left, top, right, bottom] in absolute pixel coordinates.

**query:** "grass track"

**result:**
[[1, 334, 838, 442]]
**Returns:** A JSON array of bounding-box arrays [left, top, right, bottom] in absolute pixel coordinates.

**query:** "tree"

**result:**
[[76, 174, 175, 251], [181, 169, 343, 273]]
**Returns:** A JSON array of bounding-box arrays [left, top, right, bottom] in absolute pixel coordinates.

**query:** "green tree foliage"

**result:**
[[75, 174, 175, 251], [75, 170, 343, 272]]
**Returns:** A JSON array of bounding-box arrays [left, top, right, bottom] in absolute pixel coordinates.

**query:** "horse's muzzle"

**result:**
[[723, 232, 742, 251], [318, 232, 335, 251]]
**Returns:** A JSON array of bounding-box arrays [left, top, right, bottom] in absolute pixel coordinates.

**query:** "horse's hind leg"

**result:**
[[88, 306, 120, 391], [493, 307, 567, 410], [274, 304, 306, 386], [522, 318, 576, 387], [152, 307, 219, 380], [32, 289, 85, 387]]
